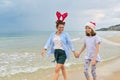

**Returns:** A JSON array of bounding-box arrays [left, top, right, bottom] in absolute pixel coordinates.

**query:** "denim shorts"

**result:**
[[54, 49, 67, 64]]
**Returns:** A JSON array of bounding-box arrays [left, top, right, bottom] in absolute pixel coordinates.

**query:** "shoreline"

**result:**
[[0, 35, 120, 80], [1, 55, 120, 80]]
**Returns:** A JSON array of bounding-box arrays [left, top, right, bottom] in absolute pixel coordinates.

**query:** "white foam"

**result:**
[[71, 38, 80, 42], [0, 66, 40, 77], [65, 63, 72, 67]]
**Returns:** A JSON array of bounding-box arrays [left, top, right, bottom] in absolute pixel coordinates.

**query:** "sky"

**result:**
[[0, 0, 120, 33]]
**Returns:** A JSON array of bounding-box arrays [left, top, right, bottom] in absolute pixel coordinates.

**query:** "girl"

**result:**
[[78, 21, 101, 80], [41, 11, 77, 80]]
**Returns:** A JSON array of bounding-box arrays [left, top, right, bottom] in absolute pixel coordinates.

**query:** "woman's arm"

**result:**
[[65, 33, 79, 57], [44, 35, 52, 49], [41, 48, 47, 56], [41, 33, 53, 56], [66, 33, 75, 51]]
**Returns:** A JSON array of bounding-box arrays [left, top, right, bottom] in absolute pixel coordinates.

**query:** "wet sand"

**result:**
[[105, 36, 120, 43]]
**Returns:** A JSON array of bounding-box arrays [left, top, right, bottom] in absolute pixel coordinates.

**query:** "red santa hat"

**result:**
[[85, 21, 96, 32]]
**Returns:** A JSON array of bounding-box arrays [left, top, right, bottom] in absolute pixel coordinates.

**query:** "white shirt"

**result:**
[[53, 35, 64, 50], [84, 35, 101, 61]]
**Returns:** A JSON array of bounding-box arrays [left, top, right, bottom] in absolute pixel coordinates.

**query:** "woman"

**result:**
[[41, 11, 77, 80]]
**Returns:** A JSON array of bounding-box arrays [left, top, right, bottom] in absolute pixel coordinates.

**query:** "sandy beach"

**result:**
[[105, 36, 120, 43], [59, 56, 120, 80]]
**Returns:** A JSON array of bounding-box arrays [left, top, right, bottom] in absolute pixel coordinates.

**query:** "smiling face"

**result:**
[[56, 24, 64, 33], [85, 26, 96, 36], [56, 20, 65, 33], [85, 26, 92, 34]]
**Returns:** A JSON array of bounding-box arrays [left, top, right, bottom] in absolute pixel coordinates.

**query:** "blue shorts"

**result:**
[[54, 49, 66, 64]]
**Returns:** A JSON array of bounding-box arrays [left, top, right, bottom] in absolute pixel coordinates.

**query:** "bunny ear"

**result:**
[[56, 11, 62, 22], [61, 12, 68, 22]]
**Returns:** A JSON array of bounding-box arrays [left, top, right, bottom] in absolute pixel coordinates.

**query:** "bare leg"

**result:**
[[53, 64, 63, 80], [87, 78, 91, 80], [93, 78, 96, 80], [61, 65, 67, 80]]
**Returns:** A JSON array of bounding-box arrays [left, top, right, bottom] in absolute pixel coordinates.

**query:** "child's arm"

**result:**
[[91, 43, 100, 65], [79, 43, 86, 57]]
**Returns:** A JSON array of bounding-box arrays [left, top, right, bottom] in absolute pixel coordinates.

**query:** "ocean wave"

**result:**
[[71, 38, 80, 42], [0, 62, 74, 77], [71, 36, 120, 46], [0, 52, 39, 77], [0, 66, 40, 77]]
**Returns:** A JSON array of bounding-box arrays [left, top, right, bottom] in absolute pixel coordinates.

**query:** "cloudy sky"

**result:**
[[0, 0, 120, 33]]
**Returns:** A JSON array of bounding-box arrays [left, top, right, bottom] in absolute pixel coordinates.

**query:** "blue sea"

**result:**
[[0, 31, 120, 78]]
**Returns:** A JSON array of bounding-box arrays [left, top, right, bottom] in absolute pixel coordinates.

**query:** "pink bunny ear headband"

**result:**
[[56, 11, 68, 22]]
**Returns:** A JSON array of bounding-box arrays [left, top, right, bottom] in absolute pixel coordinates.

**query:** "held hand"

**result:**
[[75, 52, 81, 58], [73, 52, 79, 58], [76, 53, 80, 58], [73, 52, 77, 58]]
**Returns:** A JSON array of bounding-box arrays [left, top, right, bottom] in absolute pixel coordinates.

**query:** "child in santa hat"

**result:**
[[78, 21, 101, 80]]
